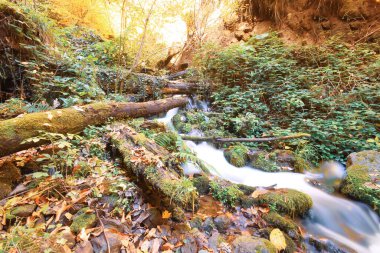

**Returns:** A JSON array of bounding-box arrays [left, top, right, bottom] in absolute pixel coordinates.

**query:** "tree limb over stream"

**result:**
[[180, 133, 311, 143], [0, 96, 188, 157]]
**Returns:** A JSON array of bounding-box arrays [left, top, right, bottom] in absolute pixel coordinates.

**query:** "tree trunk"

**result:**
[[110, 124, 198, 220], [0, 96, 188, 157], [180, 133, 311, 143]]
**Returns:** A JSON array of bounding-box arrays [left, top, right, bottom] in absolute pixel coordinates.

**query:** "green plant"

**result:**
[[210, 181, 243, 208]]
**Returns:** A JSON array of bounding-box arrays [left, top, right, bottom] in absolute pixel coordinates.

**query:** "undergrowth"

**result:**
[[194, 33, 379, 163]]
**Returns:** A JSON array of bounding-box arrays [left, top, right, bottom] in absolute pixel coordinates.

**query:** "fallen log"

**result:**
[[110, 124, 198, 220], [0, 96, 188, 157], [180, 133, 311, 143]]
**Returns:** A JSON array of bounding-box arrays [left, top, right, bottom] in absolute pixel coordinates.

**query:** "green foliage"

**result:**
[[195, 33, 380, 163], [224, 144, 249, 167], [251, 153, 279, 172], [210, 181, 243, 208]]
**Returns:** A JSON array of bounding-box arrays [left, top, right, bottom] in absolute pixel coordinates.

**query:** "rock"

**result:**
[[91, 228, 124, 253], [192, 176, 210, 195], [261, 212, 300, 240], [224, 145, 249, 167], [214, 215, 232, 233], [75, 241, 94, 253], [270, 150, 295, 168], [250, 152, 279, 172], [70, 208, 97, 234], [189, 216, 203, 230], [180, 235, 198, 253], [202, 217, 215, 234], [208, 230, 220, 252], [340, 150, 380, 214], [256, 189, 313, 217], [7, 204, 36, 219], [232, 236, 276, 253], [305, 235, 349, 253]]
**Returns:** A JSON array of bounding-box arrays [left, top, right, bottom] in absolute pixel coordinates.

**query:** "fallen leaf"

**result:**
[[251, 188, 269, 198], [270, 228, 287, 251], [47, 112, 53, 121], [162, 210, 171, 219]]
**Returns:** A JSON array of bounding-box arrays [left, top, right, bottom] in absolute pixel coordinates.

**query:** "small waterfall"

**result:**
[[157, 106, 380, 253]]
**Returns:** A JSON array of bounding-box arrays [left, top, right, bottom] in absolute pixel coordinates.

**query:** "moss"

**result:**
[[232, 236, 277, 253], [251, 153, 280, 172], [192, 176, 210, 195], [237, 184, 257, 195], [210, 181, 244, 208], [257, 227, 298, 253], [240, 195, 256, 208], [0, 161, 21, 183], [340, 164, 380, 214], [257, 189, 313, 217], [224, 144, 249, 167], [7, 204, 36, 219], [70, 208, 97, 234], [262, 212, 300, 240], [0, 182, 12, 199]]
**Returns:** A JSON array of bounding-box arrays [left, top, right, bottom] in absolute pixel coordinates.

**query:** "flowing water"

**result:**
[[158, 107, 380, 253]]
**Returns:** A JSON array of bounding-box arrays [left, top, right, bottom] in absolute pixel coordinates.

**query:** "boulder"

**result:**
[[256, 189, 312, 217], [224, 145, 249, 167], [232, 236, 276, 253], [214, 215, 232, 234], [192, 176, 210, 195], [7, 204, 36, 219], [340, 150, 380, 214]]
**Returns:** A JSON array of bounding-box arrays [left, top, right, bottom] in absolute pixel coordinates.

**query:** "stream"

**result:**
[[158, 104, 380, 253]]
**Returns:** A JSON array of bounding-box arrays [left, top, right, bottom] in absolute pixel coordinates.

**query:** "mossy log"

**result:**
[[0, 96, 188, 157], [110, 124, 198, 220], [180, 133, 311, 143]]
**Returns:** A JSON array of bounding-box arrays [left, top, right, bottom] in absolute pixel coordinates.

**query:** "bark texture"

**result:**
[[180, 133, 311, 143], [110, 124, 198, 220], [0, 96, 188, 157]]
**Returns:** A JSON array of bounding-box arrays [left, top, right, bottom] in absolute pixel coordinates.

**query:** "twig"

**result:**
[[96, 209, 111, 253]]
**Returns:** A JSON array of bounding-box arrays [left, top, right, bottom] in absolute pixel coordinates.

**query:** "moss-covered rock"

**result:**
[[250, 152, 280, 172], [232, 236, 276, 253], [70, 208, 97, 234], [224, 144, 249, 167], [7, 204, 36, 219], [0, 182, 12, 199], [257, 189, 312, 217], [192, 176, 210, 195], [261, 212, 300, 240], [340, 150, 380, 214]]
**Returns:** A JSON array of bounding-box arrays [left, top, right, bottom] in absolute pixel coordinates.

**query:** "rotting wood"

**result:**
[[0, 96, 188, 157]]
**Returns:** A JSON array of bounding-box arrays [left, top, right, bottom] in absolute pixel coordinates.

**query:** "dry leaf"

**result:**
[[251, 188, 269, 198], [162, 210, 172, 219], [270, 228, 287, 251]]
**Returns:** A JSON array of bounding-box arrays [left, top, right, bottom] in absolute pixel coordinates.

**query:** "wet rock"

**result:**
[[91, 228, 124, 253], [214, 215, 232, 233], [256, 189, 312, 217], [261, 212, 300, 240], [208, 230, 220, 252], [192, 176, 210, 195], [250, 152, 279, 172], [7, 204, 36, 219], [70, 207, 97, 234], [75, 241, 94, 253], [232, 236, 276, 253], [270, 150, 295, 168], [341, 150, 380, 214], [305, 235, 349, 253], [202, 217, 215, 234]]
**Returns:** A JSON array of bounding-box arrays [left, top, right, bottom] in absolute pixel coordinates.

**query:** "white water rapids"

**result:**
[[158, 106, 380, 253]]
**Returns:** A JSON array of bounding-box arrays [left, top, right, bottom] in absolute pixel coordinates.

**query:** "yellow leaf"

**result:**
[[270, 228, 287, 251], [162, 210, 172, 219], [251, 188, 269, 198], [47, 112, 53, 121]]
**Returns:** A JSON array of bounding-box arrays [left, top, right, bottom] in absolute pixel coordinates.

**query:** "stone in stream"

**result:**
[[340, 150, 380, 214], [256, 189, 313, 217], [232, 236, 276, 253]]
